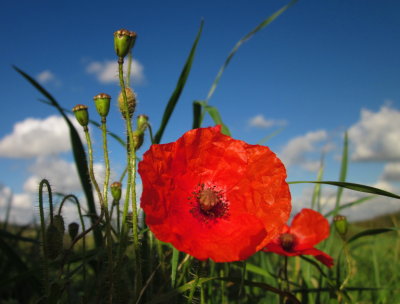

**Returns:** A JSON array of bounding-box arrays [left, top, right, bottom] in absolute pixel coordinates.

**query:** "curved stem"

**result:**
[[38, 179, 52, 301], [57, 194, 87, 283]]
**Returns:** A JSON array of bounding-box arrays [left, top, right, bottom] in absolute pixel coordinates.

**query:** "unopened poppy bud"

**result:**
[[333, 215, 348, 237], [137, 114, 149, 133], [72, 104, 89, 127], [46, 224, 63, 259], [110, 181, 122, 201], [132, 130, 144, 150], [118, 87, 136, 120], [68, 222, 79, 240], [114, 29, 137, 59], [93, 93, 111, 118], [53, 214, 65, 235]]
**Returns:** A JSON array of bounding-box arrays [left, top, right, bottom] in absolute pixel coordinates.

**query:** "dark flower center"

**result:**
[[188, 183, 229, 223], [279, 233, 296, 252]]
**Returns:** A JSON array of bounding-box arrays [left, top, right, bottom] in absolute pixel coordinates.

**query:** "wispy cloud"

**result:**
[[36, 70, 61, 86], [349, 105, 400, 162], [86, 59, 145, 84], [248, 114, 287, 128]]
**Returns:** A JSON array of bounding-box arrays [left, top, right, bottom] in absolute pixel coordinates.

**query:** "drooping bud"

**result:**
[[53, 214, 65, 235], [114, 29, 137, 59], [136, 114, 149, 133], [132, 130, 144, 150], [118, 87, 136, 120], [72, 104, 89, 127], [333, 215, 348, 238], [279, 233, 296, 252], [93, 93, 111, 118], [68, 222, 79, 241], [110, 181, 122, 201], [46, 224, 63, 259]]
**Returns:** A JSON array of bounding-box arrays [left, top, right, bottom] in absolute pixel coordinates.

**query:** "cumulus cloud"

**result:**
[[23, 156, 106, 194], [0, 186, 35, 225], [248, 114, 287, 128], [279, 130, 330, 171], [380, 162, 400, 181], [36, 70, 61, 86], [86, 59, 145, 84], [349, 106, 400, 162], [0, 115, 83, 158]]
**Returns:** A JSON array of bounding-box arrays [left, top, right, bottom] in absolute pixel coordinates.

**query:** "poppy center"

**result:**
[[199, 188, 219, 211], [188, 183, 229, 223], [280, 233, 296, 252]]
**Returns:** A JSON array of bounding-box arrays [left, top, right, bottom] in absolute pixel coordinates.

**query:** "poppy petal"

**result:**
[[299, 248, 334, 268], [290, 208, 330, 249]]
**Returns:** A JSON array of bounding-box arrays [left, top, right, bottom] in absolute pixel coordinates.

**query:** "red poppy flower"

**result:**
[[138, 126, 291, 262], [263, 208, 333, 267]]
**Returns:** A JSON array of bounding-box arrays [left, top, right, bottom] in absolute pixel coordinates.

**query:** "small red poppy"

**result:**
[[138, 126, 291, 262], [263, 208, 333, 267]]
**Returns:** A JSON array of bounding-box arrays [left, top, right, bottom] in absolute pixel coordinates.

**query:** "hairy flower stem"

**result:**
[[38, 179, 53, 301], [118, 57, 142, 296], [84, 126, 114, 303]]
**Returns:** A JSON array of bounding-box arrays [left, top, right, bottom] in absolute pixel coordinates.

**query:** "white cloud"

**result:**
[[279, 130, 329, 171], [86, 59, 145, 84], [248, 114, 287, 128], [349, 106, 400, 161], [380, 162, 400, 181], [23, 156, 107, 194], [36, 70, 61, 86], [0, 189, 35, 225], [0, 115, 83, 158]]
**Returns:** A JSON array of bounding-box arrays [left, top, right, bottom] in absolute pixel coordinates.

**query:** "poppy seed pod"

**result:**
[[53, 214, 65, 235], [137, 114, 149, 133], [110, 181, 122, 201], [72, 104, 89, 127], [93, 93, 111, 118], [333, 214, 348, 238], [46, 224, 63, 259], [114, 29, 137, 59], [68, 222, 79, 241], [118, 87, 136, 120], [132, 130, 144, 150]]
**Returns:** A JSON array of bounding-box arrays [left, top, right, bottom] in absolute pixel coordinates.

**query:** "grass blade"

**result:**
[[154, 20, 203, 144], [256, 128, 284, 145], [348, 227, 399, 244], [13, 66, 103, 248], [192, 100, 202, 129], [205, 0, 298, 103], [311, 157, 324, 211], [324, 196, 375, 217], [171, 247, 179, 288], [288, 181, 400, 199], [334, 131, 349, 215], [203, 104, 231, 136]]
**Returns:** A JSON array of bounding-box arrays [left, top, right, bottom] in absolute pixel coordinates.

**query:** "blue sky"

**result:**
[[1, 0, 400, 223]]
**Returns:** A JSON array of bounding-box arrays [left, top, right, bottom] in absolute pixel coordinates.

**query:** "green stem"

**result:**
[[84, 126, 113, 303], [117, 57, 141, 297], [38, 179, 52, 302]]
